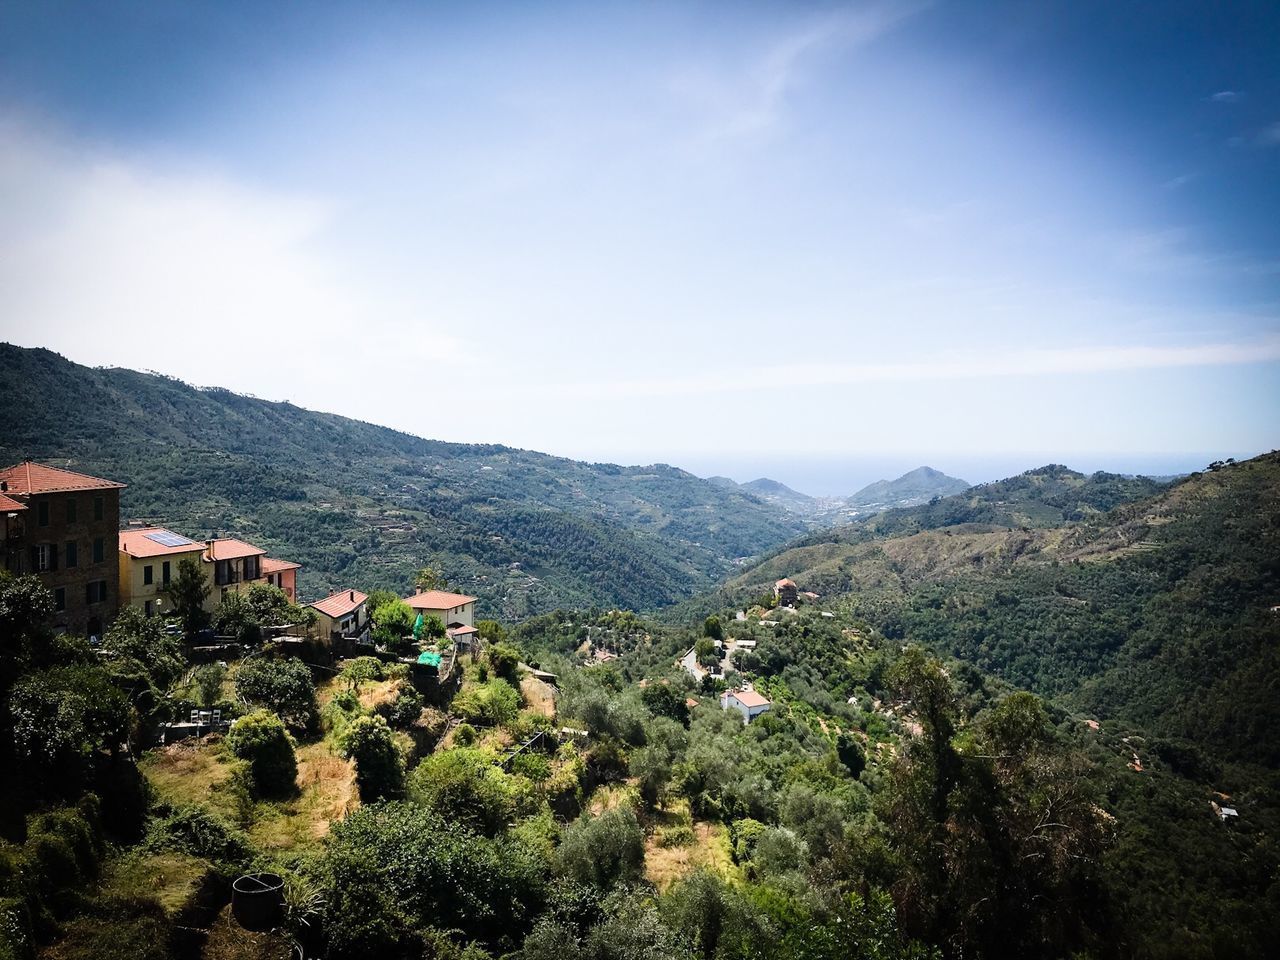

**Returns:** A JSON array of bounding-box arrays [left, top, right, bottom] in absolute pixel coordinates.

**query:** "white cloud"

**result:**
[[673, 1, 925, 142], [0, 118, 467, 405], [1207, 90, 1241, 103], [525, 337, 1280, 399]]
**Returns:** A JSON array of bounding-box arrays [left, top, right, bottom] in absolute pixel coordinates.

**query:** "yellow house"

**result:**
[[404, 589, 477, 629], [118, 527, 206, 618], [308, 589, 370, 644]]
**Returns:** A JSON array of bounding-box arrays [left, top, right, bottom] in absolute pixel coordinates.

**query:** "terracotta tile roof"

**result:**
[[0, 461, 125, 495], [310, 589, 367, 618], [119, 527, 205, 558], [775, 578, 797, 588], [261, 557, 301, 573], [203, 538, 266, 561], [447, 624, 479, 636], [728, 689, 771, 708], [405, 589, 477, 610], [0, 493, 27, 512]]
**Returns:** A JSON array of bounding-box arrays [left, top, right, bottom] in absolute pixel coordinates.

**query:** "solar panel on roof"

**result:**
[[144, 531, 195, 547]]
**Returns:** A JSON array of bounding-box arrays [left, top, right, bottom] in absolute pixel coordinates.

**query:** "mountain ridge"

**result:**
[[0, 343, 806, 614]]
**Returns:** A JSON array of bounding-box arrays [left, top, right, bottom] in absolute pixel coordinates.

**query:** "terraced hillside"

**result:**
[[0, 344, 804, 614]]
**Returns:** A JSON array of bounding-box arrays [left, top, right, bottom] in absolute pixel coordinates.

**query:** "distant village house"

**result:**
[[405, 589, 478, 633], [308, 589, 370, 645], [721, 688, 772, 723], [775, 578, 798, 607]]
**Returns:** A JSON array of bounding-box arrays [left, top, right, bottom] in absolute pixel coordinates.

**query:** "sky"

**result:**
[[1, 1, 1278, 494]]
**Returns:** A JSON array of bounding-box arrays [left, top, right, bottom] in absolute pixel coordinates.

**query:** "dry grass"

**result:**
[[587, 782, 637, 815], [139, 738, 242, 823], [357, 677, 401, 712], [520, 675, 557, 719], [201, 904, 293, 960], [248, 740, 358, 851], [101, 851, 214, 917], [644, 820, 736, 891], [141, 731, 358, 854]]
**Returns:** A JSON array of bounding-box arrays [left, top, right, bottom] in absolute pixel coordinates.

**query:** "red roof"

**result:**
[[0, 461, 125, 495], [203, 538, 266, 561], [405, 589, 477, 610], [775, 578, 797, 589], [119, 527, 204, 558], [0, 493, 27, 512], [261, 557, 301, 573], [447, 624, 479, 636], [728, 689, 771, 708], [310, 589, 367, 618]]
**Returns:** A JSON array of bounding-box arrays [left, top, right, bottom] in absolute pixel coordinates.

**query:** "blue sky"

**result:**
[[1, 1, 1277, 492]]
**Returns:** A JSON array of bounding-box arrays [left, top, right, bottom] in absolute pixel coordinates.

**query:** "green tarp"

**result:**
[[417, 651, 442, 667]]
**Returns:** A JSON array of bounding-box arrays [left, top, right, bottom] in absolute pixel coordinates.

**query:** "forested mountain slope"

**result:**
[[0, 344, 804, 613], [681, 458, 1279, 768]]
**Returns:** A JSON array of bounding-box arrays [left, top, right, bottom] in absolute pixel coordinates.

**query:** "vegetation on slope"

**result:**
[[0, 343, 804, 614]]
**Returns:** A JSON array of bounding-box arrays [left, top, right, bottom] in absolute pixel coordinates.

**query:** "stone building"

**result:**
[[0, 460, 125, 637]]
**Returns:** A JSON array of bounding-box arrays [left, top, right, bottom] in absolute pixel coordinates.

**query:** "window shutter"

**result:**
[[49, 544, 58, 570]]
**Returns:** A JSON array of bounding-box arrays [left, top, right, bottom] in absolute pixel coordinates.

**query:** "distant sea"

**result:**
[[667, 452, 1262, 498]]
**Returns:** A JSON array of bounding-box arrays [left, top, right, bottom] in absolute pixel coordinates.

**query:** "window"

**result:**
[[86, 580, 108, 604], [66, 498, 77, 523], [37, 501, 49, 526], [244, 556, 260, 580], [33, 543, 55, 572], [93, 537, 104, 563], [93, 496, 104, 521], [64, 541, 78, 568], [216, 559, 232, 585], [143, 564, 154, 585], [54, 587, 65, 611], [162, 560, 172, 584], [144, 600, 153, 616]]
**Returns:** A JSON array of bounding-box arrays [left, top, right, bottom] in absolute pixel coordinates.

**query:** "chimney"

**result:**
[[206, 539, 215, 559], [350, 590, 355, 602]]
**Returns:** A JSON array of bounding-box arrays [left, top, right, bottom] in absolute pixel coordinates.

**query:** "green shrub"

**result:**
[[454, 723, 477, 746], [322, 803, 544, 956], [510, 751, 551, 784], [656, 825, 696, 848], [453, 679, 520, 727], [341, 656, 385, 690], [340, 715, 403, 802], [409, 748, 530, 836], [143, 807, 249, 866], [375, 686, 423, 729], [225, 710, 298, 797], [234, 657, 317, 730], [552, 807, 644, 889]]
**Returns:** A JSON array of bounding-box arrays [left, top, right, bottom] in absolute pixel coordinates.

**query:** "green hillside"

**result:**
[[680, 458, 1280, 768], [0, 344, 805, 614]]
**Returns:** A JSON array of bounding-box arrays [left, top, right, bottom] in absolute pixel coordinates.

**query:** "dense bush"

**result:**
[[453, 679, 520, 727], [340, 715, 403, 802], [234, 657, 317, 730], [552, 807, 644, 889], [322, 802, 545, 956], [225, 710, 297, 797], [409, 749, 532, 836]]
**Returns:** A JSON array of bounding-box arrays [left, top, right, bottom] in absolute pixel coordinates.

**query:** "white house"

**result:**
[[404, 589, 477, 629], [720, 688, 771, 723]]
